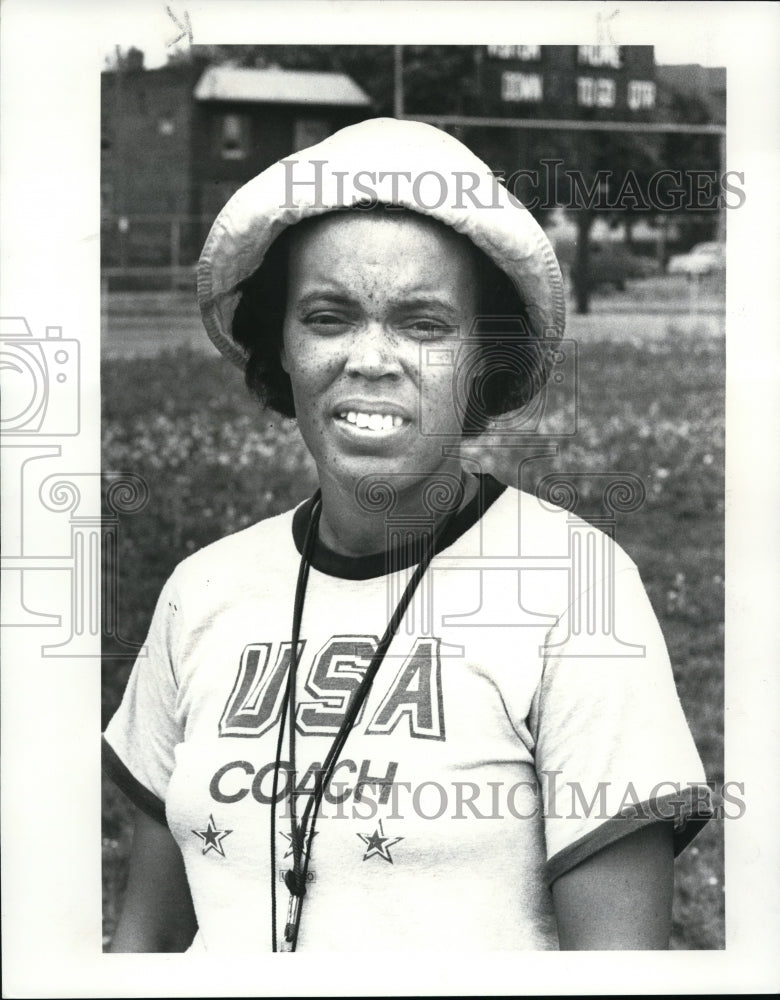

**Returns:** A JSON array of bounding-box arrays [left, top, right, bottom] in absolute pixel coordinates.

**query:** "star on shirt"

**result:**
[[280, 829, 318, 860], [192, 814, 232, 857], [357, 819, 404, 864]]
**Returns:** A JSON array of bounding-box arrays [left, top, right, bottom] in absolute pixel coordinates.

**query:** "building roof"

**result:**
[[194, 66, 372, 107]]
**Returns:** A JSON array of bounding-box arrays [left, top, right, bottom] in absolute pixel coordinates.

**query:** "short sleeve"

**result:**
[[530, 560, 713, 886], [102, 574, 184, 825]]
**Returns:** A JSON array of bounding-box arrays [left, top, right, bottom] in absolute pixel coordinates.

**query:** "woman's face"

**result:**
[[280, 211, 480, 493]]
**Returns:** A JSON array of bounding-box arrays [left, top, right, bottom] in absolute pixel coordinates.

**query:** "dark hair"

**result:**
[[232, 207, 549, 433]]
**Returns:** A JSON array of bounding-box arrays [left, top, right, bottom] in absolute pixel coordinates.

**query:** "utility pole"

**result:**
[[114, 46, 128, 269], [393, 46, 404, 119], [717, 130, 727, 243]]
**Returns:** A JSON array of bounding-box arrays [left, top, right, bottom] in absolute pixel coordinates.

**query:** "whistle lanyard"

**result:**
[[269, 490, 461, 952]]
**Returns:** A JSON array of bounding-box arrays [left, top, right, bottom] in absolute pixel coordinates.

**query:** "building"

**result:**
[[101, 62, 373, 269]]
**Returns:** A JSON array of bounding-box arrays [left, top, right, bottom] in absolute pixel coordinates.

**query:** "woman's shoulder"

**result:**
[[166, 502, 302, 589], [481, 481, 638, 574]]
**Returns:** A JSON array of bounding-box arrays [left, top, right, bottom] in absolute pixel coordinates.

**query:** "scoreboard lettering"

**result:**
[[487, 45, 541, 62], [578, 45, 622, 69], [482, 45, 656, 118], [577, 76, 616, 109], [502, 72, 544, 103], [627, 80, 657, 111]]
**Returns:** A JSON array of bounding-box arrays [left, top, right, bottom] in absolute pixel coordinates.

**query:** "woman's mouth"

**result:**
[[337, 410, 406, 432]]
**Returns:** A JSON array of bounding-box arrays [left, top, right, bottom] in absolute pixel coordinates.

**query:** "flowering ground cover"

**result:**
[[101, 317, 725, 950]]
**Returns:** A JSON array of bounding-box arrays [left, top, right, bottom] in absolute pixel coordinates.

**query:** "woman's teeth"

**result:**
[[340, 411, 403, 431]]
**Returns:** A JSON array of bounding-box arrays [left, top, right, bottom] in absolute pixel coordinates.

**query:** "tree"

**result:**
[[105, 46, 145, 72], [162, 45, 721, 312]]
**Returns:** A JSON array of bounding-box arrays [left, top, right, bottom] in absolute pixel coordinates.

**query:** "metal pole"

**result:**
[[170, 217, 181, 290], [114, 47, 127, 270], [101, 272, 109, 336], [717, 130, 727, 242], [393, 46, 404, 119]]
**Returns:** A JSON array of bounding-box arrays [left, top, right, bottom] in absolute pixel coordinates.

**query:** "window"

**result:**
[[220, 114, 248, 160]]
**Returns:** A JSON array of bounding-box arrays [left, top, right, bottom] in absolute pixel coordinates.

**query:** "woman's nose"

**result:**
[[344, 323, 403, 379]]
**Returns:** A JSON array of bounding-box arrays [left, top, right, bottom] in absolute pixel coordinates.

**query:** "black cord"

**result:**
[[273, 489, 462, 951], [288, 534, 440, 950], [270, 492, 321, 953]]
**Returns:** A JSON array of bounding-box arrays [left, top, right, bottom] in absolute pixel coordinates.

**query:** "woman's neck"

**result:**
[[316, 464, 475, 558]]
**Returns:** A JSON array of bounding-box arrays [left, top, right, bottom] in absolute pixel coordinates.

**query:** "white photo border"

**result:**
[[1, 0, 778, 995]]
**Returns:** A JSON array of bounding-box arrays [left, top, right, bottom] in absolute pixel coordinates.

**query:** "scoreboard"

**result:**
[[481, 45, 656, 117]]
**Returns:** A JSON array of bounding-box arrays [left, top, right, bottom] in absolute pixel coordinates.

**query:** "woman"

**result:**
[[103, 118, 711, 952]]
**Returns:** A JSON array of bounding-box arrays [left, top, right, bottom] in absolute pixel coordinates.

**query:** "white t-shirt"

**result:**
[[104, 481, 711, 951]]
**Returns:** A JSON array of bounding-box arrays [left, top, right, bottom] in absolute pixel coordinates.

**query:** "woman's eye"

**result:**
[[305, 313, 348, 330], [405, 320, 455, 338]]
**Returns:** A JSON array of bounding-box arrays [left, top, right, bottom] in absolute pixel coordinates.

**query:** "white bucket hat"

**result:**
[[197, 117, 566, 372]]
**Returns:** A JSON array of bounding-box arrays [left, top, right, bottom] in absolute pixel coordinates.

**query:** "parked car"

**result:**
[[587, 242, 659, 291], [667, 241, 726, 277], [554, 239, 659, 292]]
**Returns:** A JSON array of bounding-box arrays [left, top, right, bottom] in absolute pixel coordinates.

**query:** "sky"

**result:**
[[125, 40, 729, 72], [99, 2, 733, 71]]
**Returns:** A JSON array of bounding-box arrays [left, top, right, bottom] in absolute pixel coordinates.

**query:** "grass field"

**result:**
[[101, 286, 725, 950]]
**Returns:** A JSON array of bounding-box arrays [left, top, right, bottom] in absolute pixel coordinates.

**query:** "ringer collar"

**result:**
[[292, 474, 505, 580]]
